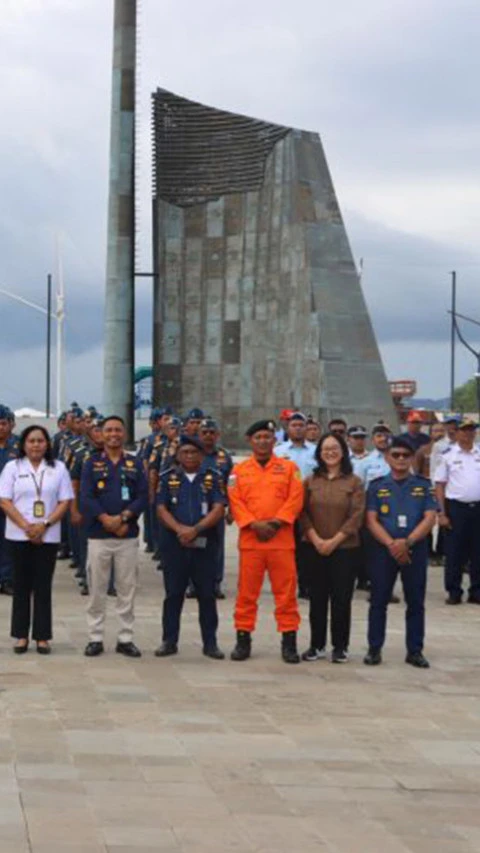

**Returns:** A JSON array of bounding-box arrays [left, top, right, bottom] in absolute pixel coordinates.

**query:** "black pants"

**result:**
[[294, 524, 310, 595], [10, 542, 57, 641], [162, 544, 218, 648], [306, 545, 357, 652]]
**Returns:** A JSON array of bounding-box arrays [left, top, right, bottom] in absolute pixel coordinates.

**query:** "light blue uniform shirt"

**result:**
[[355, 448, 391, 487], [274, 441, 317, 480]]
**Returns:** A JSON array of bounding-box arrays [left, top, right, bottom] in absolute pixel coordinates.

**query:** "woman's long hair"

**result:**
[[18, 425, 55, 467], [313, 432, 353, 476]]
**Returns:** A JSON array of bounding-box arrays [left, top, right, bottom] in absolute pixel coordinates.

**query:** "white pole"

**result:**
[[55, 235, 65, 415]]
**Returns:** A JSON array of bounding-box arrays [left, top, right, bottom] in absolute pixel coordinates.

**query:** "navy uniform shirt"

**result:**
[[367, 473, 436, 542], [80, 452, 148, 538], [148, 438, 179, 475], [156, 466, 225, 551], [201, 445, 233, 488], [70, 443, 101, 482], [394, 431, 430, 453]]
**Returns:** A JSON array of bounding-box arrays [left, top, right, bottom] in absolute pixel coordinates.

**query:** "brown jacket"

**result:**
[[300, 472, 365, 548]]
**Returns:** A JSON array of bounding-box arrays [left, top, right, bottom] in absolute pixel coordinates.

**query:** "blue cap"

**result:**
[[289, 412, 307, 423], [168, 416, 182, 429], [200, 418, 218, 430], [71, 407, 84, 418], [186, 407, 204, 421], [178, 434, 205, 452], [0, 405, 12, 421]]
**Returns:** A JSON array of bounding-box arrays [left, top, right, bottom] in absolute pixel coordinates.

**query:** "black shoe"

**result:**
[[406, 651, 430, 668], [74, 569, 83, 579], [69, 560, 78, 569], [116, 641, 141, 658], [389, 593, 400, 604], [145, 545, 154, 554], [331, 648, 348, 664], [80, 584, 89, 596], [154, 642, 178, 657], [467, 594, 480, 604], [0, 581, 13, 596], [36, 642, 51, 655], [445, 594, 462, 605], [230, 631, 251, 661], [185, 585, 197, 599], [107, 588, 117, 597], [364, 647, 382, 665], [203, 645, 225, 660], [281, 631, 300, 664], [301, 646, 326, 662], [84, 641, 104, 657], [214, 584, 226, 600], [14, 641, 29, 654]]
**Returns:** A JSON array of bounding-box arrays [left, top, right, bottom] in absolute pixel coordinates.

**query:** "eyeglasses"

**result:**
[[390, 451, 411, 460]]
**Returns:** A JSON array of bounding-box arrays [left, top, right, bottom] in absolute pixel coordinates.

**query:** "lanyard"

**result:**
[[30, 469, 46, 499]]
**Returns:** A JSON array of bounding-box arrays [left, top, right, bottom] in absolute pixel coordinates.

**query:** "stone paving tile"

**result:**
[[0, 544, 479, 851]]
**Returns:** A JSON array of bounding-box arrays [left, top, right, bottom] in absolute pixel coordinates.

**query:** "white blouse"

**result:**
[[0, 458, 74, 543]]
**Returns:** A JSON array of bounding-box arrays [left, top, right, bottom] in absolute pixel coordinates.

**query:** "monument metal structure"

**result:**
[[151, 89, 396, 444], [103, 0, 136, 436]]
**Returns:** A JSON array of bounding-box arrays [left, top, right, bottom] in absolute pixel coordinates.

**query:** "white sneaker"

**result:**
[[301, 647, 326, 661]]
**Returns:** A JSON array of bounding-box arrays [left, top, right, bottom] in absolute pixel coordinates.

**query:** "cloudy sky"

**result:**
[[1, 0, 480, 410]]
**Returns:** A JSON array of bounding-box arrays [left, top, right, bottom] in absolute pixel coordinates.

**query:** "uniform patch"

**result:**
[[126, 459, 134, 468], [294, 470, 302, 481], [380, 504, 390, 514], [97, 481, 105, 489]]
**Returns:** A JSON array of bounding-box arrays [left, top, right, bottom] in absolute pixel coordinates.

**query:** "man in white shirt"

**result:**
[[435, 418, 480, 604], [355, 422, 392, 487]]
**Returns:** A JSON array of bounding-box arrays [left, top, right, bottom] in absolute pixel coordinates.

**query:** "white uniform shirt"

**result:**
[[0, 458, 74, 543], [434, 444, 480, 502]]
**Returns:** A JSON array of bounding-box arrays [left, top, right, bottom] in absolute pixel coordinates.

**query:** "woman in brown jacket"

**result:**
[[300, 432, 365, 663]]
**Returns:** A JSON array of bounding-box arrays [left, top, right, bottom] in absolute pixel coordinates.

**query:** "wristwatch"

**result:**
[[121, 512, 130, 524], [43, 520, 51, 529]]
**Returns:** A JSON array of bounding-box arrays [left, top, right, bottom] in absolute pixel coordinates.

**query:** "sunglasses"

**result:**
[[390, 451, 411, 460]]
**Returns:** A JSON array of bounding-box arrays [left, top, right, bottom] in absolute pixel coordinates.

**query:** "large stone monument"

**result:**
[[151, 88, 396, 444]]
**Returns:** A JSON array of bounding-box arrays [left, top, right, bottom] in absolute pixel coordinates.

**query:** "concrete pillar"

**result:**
[[103, 0, 136, 438]]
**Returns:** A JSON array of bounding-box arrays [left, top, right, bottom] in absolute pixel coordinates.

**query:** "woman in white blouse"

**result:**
[[0, 425, 73, 654]]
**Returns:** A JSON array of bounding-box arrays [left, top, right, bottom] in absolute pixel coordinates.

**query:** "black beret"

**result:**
[[389, 437, 413, 454], [245, 419, 276, 437]]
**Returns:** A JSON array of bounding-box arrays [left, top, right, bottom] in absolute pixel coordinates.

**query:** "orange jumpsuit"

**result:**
[[228, 455, 304, 633]]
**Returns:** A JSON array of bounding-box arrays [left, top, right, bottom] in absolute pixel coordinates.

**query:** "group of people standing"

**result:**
[[0, 401, 477, 668]]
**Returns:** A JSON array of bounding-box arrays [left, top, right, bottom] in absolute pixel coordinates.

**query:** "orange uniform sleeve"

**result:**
[[274, 463, 304, 525], [227, 465, 257, 529]]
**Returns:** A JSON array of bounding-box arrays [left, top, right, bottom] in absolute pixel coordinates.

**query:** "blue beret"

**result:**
[[178, 434, 205, 452]]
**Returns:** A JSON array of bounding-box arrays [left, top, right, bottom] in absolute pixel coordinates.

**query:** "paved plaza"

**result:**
[[0, 528, 479, 852]]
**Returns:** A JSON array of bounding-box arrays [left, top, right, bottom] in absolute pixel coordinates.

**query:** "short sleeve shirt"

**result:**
[[0, 458, 74, 542], [434, 444, 480, 502]]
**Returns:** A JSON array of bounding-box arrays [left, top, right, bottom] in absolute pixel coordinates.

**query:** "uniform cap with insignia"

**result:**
[[389, 437, 414, 454], [347, 424, 368, 438], [168, 416, 182, 428], [0, 405, 13, 421], [458, 417, 478, 430], [178, 434, 205, 452], [371, 420, 391, 435], [444, 414, 460, 424], [288, 412, 307, 423], [186, 407, 205, 420], [200, 417, 218, 430], [245, 419, 276, 437]]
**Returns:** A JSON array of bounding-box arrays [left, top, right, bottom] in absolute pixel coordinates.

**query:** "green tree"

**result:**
[[453, 378, 478, 413]]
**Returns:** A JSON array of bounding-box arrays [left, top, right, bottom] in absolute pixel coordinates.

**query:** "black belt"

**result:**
[[448, 498, 480, 509]]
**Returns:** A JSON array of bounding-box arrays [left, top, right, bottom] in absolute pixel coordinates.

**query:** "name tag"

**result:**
[[201, 501, 208, 516], [121, 485, 130, 501], [397, 514, 408, 529]]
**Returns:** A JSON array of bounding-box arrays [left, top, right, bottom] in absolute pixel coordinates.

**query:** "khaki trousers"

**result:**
[[87, 538, 139, 644]]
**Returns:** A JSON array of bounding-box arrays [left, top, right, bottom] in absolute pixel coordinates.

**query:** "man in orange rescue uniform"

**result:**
[[228, 420, 304, 663]]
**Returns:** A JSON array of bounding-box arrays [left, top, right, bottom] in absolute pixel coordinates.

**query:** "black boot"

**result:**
[[281, 631, 300, 664], [230, 631, 251, 661]]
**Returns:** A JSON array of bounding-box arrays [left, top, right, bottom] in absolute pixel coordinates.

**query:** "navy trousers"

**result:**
[[444, 499, 480, 599], [0, 513, 13, 584], [368, 543, 427, 654], [162, 544, 218, 648], [215, 518, 225, 584]]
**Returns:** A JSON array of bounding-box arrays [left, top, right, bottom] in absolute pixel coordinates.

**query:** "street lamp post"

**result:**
[[0, 278, 64, 415]]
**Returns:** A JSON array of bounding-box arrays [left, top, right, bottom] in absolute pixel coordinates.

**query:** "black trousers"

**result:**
[[306, 544, 357, 652], [10, 542, 57, 641], [294, 524, 310, 594]]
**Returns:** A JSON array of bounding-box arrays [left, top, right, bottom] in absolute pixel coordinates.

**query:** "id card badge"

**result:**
[[201, 501, 208, 516], [121, 485, 130, 501], [397, 514, 408, 529], [33, 500, 46, 519]]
